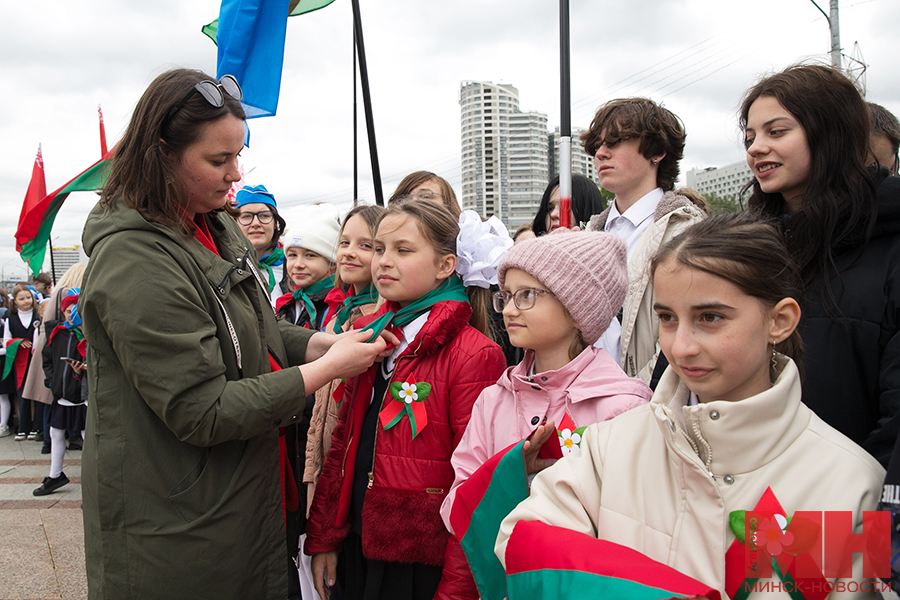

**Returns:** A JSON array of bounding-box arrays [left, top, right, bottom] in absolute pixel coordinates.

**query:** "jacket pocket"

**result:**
[[167, 443, 244, 523]]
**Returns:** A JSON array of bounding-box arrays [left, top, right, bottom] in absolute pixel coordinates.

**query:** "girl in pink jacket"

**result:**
[[441, 231, 652, 532]]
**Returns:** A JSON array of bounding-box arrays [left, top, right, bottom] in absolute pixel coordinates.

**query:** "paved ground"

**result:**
[[0, 430, 86, 600]]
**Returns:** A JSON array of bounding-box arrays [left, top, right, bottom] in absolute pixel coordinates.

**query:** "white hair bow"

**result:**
[[455, 210, 514, 288]]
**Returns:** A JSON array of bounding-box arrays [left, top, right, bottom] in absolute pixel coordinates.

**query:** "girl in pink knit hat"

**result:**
[[440, 230, 652, 546]]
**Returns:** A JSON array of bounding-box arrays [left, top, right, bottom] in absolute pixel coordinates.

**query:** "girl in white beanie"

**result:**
[[275, 204, 341, 329]]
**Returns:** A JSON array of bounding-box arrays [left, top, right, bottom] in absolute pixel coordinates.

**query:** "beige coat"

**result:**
[[303, 302, 377, 513], [497, 357, 884, 598], [22, 286, 68, 404], [588, 192, 706, 383]]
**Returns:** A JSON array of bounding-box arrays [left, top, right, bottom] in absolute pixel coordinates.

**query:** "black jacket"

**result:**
[[798, 170, 900, 467], [41, 321, 83, 404]]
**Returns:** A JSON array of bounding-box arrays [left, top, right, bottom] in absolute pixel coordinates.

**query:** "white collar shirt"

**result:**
[[604, 187, 664, 263]]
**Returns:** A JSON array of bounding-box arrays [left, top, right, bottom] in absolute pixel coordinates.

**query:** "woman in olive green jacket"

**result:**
[[79, 68, 391, 600]]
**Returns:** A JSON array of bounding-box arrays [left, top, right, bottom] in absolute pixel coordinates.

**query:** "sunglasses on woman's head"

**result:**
[[164, 74, 243, 126]]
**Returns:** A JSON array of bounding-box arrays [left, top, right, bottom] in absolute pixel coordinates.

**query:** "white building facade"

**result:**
[[686, 160, 754, 200], [460, 81, 548, 231]]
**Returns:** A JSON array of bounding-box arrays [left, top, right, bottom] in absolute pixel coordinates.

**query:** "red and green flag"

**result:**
[[450, 439, 530, 600], [201, 0, 337, 45], [2, 339, 31, 389], [505, 521, 721, 600], [15, 153, 110, 276]]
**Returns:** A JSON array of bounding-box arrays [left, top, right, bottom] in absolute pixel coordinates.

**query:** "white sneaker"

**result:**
[[0, 426, 9, 438]]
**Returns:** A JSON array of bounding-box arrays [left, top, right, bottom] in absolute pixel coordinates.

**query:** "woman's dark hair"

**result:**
[[100, 68, 246, 236], [739, 64, 877, 286], [581, 97, 686, 191], [651, 213, 804, 378], [333, 203, 385, 291], [532, 174, 606, 236], [389, 171, 461, 218]]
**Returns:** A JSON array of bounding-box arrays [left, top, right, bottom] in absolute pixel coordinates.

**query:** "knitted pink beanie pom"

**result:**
[[497, 231, 627, 345]]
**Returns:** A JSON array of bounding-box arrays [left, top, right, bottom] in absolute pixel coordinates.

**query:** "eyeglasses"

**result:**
[[164, 75, 243, 126], [237, 210, 275, 226], [492, 288, 554, 312], [413, 190, 443, 201]]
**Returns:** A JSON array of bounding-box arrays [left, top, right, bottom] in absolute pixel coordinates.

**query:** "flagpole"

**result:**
[[353, 23, 359, 206], [350, 0, 384, 206], [558, 0, 572, 229], [48, 240, 57, 285]]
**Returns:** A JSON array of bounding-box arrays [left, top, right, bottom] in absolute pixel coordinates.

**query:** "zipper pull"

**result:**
[[367, 472, 374, 489]]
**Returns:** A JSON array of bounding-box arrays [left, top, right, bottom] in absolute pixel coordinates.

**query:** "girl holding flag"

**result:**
[[440, 230, 651, 539], [491, 214, 883, 598], [3, 283, 41, 441], [306, 199, 507, 600]]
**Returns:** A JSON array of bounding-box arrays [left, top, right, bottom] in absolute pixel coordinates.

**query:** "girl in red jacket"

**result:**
[[306, 198, 508, 600]]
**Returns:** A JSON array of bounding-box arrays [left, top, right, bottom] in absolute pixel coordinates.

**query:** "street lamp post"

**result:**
[[809, 0, 841, 68]]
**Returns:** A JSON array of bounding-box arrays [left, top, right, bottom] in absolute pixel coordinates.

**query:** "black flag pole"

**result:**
[[558, 0, 572, 228], [353, 23, 359, 206], [351, 0, 384, 206]]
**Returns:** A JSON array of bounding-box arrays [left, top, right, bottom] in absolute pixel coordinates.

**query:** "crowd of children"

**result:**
[[52, 61, 900, 600]]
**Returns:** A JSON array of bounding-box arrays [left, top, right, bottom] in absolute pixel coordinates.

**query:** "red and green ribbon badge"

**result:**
[[332, 379, 346, 409], [1, 339, 29, 389], [725, 487, 828, 600], [378, 373, 431, 439]]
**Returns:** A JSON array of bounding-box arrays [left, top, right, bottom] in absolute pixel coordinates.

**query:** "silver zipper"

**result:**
[[210, 284, 242, 371]]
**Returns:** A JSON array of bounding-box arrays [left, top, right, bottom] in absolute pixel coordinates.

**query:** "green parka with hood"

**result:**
[[80, 197, 313, 600]]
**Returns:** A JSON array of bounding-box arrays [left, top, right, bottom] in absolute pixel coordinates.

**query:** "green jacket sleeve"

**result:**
[[84, 232, 308, 447]]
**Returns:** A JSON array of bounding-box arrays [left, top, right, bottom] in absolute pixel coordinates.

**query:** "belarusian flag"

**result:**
[[202, 0, 337, 45], [2, 339, 31, 389], [450, 439, 529, 600], [505, 521, 721, 600], [16, 153, 110, 276]]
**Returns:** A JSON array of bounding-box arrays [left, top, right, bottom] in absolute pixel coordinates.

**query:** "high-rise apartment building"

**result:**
[[460, 81, 548, 230], [50, 245, 87, 281], [686, 160, 754, 200], [549, 127, 599, 185]]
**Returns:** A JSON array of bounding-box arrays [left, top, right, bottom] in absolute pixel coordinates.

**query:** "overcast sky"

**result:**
[[1, 0, 897, 279]]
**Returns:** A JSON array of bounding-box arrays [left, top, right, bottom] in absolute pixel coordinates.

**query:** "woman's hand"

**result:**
[[522, 420, 558, 474], [299, 329, 400, 394], [21, 340, 32, 350], [311, 551, 338, 600], [306, 329, 400, 362]]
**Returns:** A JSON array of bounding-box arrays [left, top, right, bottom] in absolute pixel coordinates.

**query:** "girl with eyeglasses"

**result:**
[[232, 184, 289, 306], [440, 231, 651, 560], [78, 68, 396, 600]]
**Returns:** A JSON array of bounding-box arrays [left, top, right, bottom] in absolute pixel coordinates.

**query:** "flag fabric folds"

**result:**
[[215, 0, 292, 119], [202, 0, 337, 45], [16, 155, 109, 276], [449, 440, 529, 600], [505, 521, 721, 600]]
